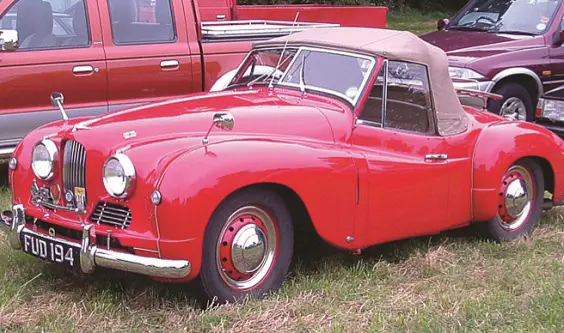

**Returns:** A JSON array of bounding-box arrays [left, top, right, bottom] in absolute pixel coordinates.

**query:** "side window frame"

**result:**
[[0, 0, 92, 52], [357, 58, 439, 136], [107, 0, 178, 46]]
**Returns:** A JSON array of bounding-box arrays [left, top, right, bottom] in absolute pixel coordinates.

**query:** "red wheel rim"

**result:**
[[216, 206, 278, 291], [497, 165, 534, 231]]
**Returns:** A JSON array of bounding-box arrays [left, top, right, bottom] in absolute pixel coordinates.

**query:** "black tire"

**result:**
[[488, 83, 534, 121], [483, 158, 544, 242], [200, 188, 294, 303]]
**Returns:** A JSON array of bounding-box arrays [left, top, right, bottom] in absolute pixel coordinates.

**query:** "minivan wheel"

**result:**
[[489, 83, 534, 121]]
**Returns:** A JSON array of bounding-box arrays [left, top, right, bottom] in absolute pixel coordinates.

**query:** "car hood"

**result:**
[[421, 30, 546, 67], [66, 88, 337, 156]]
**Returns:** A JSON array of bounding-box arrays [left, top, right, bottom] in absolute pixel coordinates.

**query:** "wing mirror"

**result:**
[[50, 92, 69, 121], [437, 18, 450, 31], [202, 112, 235, 144]]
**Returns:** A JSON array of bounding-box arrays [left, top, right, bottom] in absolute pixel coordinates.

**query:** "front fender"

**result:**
[[154, 139, 357, 278], [472, 120, 564, 221]]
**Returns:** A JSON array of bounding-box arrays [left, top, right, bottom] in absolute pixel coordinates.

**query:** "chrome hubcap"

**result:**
[[216, 206, 277, 291], [231, 224, 266, 273], [497, 165, 534, 231], [500, 97, 527, 121]]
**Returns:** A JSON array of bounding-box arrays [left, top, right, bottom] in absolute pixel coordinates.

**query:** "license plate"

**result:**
[[21, 232, 79, 267]]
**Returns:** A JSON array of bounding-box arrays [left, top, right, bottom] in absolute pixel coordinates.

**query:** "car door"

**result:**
[[98, 0, 193, 112], [0, 0, 107, 153], [351, 60, 451, 245]]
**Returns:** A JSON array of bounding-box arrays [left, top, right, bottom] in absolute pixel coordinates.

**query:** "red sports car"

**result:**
[[2, 27, 564, 303]]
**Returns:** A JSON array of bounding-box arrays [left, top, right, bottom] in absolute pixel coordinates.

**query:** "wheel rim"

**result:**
[[500, 97, 527, 120], [216, 206, 278, 291], [497, 165, 534, 231]]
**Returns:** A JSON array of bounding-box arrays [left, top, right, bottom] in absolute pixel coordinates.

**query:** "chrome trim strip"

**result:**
[[425, 154, 448, 161], [1, 206, 191, 279]]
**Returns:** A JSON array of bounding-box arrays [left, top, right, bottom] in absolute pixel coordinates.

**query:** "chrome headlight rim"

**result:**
[[448, 66, 485, 80], [102, 153, 136, 199], [31, 139, 58, 180]]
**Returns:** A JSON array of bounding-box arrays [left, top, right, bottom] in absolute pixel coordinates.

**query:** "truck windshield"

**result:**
[[230, 46, 375, 106], [448, 0, 562, 35]]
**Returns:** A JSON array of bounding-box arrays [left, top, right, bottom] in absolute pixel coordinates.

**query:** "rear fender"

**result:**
[[472, 121, 564, 221], [154, 139, 358, 278]]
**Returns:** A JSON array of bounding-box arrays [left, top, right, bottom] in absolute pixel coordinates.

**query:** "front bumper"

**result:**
[[452, 80, 493, 92], [1, 205, 191, 279]]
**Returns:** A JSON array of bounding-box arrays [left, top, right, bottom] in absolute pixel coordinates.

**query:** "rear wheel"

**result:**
[[200, 188, 294, 303], [484, 159, 544, 241]]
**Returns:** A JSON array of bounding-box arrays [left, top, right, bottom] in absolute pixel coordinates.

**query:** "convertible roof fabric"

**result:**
[[254, 27, 469, 136]]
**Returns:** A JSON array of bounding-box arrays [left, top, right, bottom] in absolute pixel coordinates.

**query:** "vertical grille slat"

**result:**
[[63, 140, 87, 206]]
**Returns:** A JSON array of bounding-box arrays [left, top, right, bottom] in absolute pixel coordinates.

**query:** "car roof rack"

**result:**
[[201, 20, 340, 40]]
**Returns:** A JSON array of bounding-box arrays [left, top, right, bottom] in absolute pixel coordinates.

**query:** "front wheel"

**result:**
[[488, 83, 534, 121], [200, 188, 294, 303], [484, 158, 544, 241]]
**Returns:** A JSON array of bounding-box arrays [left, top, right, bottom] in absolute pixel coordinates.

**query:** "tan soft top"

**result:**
[[254, 27, 468, 136]]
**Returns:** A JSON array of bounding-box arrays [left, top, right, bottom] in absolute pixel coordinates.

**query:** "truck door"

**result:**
[[98, 0, 193, 112], [0, 0, 107, 153]]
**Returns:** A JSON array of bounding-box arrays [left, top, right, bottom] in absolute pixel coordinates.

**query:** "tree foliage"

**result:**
[[238, 0, 469, 12]]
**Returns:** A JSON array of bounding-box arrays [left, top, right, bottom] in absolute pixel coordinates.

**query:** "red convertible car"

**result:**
[[2, 27, 564, 303]]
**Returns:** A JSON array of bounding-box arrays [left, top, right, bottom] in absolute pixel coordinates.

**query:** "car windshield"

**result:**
[[448, 0, 563, 35], [229, 46, 375, 106]]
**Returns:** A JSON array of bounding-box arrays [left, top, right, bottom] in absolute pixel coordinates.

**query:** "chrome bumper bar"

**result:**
[[1, 205, 191, 279]]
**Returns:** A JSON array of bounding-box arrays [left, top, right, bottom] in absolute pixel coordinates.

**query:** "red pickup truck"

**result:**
[[0, 0, 387, 162]]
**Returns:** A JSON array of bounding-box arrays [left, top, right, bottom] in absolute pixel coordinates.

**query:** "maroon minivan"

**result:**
[[421, 0, 564, 123]]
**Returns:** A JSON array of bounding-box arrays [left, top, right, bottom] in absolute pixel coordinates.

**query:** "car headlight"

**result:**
[[537, 98, 564, 122], [31, 139, 58, 180], [103, 154, 136, 198], [448, 67, 485, 80]]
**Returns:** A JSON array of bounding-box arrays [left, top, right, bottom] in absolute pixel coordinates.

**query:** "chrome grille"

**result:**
[[90, 202, 132, 229], [63, 140, 87, 196]]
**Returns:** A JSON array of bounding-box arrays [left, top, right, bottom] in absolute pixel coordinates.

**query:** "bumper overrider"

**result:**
[[0, 205, 191, 279]]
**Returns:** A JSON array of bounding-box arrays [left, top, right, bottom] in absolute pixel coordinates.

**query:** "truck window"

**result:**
[[0, 0, 89, 51], [107, 0, 175, 45]]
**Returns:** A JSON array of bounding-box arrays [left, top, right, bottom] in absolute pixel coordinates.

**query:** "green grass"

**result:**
[[388, 9, 452, 35], [1, 10, 564, 333]]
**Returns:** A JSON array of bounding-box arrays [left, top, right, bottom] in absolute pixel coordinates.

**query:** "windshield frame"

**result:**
[[446, 0, 564, 36], [276, 46, 377, 106]]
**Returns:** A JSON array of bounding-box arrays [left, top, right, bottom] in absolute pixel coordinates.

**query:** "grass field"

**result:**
[[2, 11, 564, 333]]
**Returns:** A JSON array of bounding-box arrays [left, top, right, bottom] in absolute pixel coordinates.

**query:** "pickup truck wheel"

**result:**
[[200, 188, 294, 303], [489, 83, 533, 121], [484, 159, 544, 242]]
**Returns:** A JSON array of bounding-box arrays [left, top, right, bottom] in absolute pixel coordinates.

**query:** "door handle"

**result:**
[[217, 14, 226, 20], [73, 65, 94, 74], [160, 60, 179, 69], [425, 154, 448, 161]]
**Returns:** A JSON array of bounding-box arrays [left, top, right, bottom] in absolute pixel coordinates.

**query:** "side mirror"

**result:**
[[437, 19, 450, 31], [50, 92, 64, 108], [50, 92, 69, 121], [213, 112, 235, 130], [552, 29, 564, 46], [203, 112, 235, 144]]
